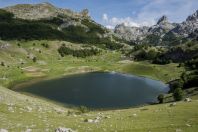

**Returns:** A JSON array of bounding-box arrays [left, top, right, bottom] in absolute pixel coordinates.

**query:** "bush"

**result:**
[[152, 57, 171, 65], [169, 79, 184, 93], [147, 49, 158, 60], [157, 94, 165, 103], [1, 62, 5, 66], [78, 106, 89, 113], [17, 43, 21, 47], [133, 48, 159, 61], [173, 88, 184, 101], [0, 9, 14, 22], [32, 57, 37, 62], [58, 45, 100, 58], [41, 43, 49, 48]]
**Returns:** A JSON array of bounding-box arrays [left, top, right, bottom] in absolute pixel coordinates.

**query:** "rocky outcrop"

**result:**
[[114, 23, 149, 42]]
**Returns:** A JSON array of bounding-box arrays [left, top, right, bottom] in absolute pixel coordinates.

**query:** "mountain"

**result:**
[[114, 10, 198, 45], [148, 15, 177, 36], [0, 3, 124, 50], [171, 10, 198, 37], [4, 2, 89, 20], [114, 23, 149, 44]]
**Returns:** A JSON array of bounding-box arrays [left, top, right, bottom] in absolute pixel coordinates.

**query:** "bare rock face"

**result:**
[[114, 23, 149, 42]]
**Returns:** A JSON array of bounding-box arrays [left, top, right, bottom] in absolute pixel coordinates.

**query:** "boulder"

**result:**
[[184, 98, 191, 102], [84, 118, 100, 123], [25, 129, 32, 132], [25, 106, 33, 112], [170, 102, 177, 107], [186, 124, 191, 127], [54, 108, 65, 114], [55, 127, 76, 132], [0, 129, 8, 132]]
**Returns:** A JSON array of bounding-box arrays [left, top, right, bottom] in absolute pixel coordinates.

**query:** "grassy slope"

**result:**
[[0, 40, 197, 131], [122, 61, 184, 83], [0, 40, 184, 87], [0, 85, 198, 132]]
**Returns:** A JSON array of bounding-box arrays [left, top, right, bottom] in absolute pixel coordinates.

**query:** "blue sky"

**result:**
[[0, 0, 198, 28]]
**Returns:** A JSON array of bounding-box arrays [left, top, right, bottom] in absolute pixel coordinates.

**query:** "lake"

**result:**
[[14, 72, 169, 108]]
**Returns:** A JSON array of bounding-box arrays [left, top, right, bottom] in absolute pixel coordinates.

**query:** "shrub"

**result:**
[[58, 45, 100, 58], [0, 9, 14, 21], [32, 57, 37, 62], [157, 94, 165, 103], [169, 79, 184, 93], [78, 106, 89, 113], [1, 62, 5, 66], [147, 49, 158, 60], [173, 88, 184, 101], [17, 43, 21, 47], [41, 43, 49, 48], [152, 57, 171, 65]]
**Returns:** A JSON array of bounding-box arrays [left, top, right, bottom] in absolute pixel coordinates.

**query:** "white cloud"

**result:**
[[105, 25, 114, 29], [102, 13, 108, 21], [102, 14, 140, 29]]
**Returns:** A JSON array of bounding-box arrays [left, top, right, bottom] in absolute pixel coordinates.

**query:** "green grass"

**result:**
[[0, 85, 198, 132], [0, 40, 183, 87], [0, 40, 197, 132], [121, 61, 184, 83]]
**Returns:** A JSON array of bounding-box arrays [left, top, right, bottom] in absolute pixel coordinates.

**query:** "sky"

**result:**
[[0, 0, 198, 29]]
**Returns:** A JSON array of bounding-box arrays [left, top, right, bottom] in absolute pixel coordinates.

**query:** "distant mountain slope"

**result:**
[[4, 2, 89, 20], [0, 3, 124, 50], [114, 10, 198, 45]]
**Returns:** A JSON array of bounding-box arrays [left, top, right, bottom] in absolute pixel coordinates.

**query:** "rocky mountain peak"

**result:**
[[186, 10, 198, 22], [157, 15, 168, 25]]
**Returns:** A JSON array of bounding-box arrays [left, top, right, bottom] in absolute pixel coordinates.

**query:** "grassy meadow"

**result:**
[[0, 40, 197, 132]]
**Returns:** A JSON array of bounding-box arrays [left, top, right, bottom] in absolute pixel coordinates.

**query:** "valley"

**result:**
[[0, 40, 196, 132], [0, 2, 198, 132]]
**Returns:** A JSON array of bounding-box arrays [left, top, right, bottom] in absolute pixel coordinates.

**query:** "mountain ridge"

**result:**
[[4, 2, 90, 20], [114, 10, 198, 45], [0, 3, 125, 50]]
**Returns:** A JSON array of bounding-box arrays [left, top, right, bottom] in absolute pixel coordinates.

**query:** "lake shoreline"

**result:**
[[13, 71, 169, 109], [12, 69, 169, 90]]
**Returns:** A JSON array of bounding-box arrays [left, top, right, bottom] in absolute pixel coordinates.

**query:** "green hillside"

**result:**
[[0, 9, 124, 50], [0, 40, 197, 132], [0, 3, 198, 132]]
